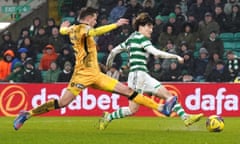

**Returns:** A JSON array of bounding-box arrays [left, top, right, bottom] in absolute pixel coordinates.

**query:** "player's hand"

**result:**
[[61, 21, 71, 28], [116, 18, 129, 26], [177, 56, 184, 64], [106, 60, 113, 70]]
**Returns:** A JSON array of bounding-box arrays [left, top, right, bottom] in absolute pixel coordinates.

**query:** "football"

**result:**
[[206, 115, 224, 132]]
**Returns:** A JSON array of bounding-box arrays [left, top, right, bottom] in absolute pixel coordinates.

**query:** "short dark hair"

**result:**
[[133, 13, 153, 30], [78, 7, 98, 20]]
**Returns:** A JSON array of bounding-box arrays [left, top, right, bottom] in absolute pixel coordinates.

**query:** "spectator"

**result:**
[[113, 24, 132, 46], [176, 23, 196, 51], [213, 5, 228, 33], [224, 0, 240, 15], [198, 12, 220, 41], [32, 26, 49, 53], [186, 13, 199, 33], [165, 12, 182, 35], [108, 0, 127, 23], [56, 44, 75, 70], [193, 47, 209, 82], [45, 18, 57, 37], [151, 15, 164, 46], [205, 52, 222, 78], [209, 0, 226, 12], [97, 14, 109, 27], [101, 44, 122, 70], [177, 41, 190, 56], [226, 50, 240, 81], [106, 63, 120, 80], [225, 4, 240, 32], [39, 44, 58, 71], [43, 61, 61, 83], [188, 0, 209, 22], [157, 0, 181, 15], [187, 0, 196, 8], [207, 60, 231, 82], [162, 39, 178, 53], [158, 24, 176, 49], [0, 31, 17, 56], [96, 15, 115, 53], [174, 4, 187, 27], [16, 27, 30, 49], [48, 26, 66, 54], [123, 0, 143, 20], [57, 61, 73, 82], [22, 58, 42, 83], [181, 50, 195, 76], [99, 0, 118, 17], [202, 30, 224, 58], [0, 50, 15, 81], [181, 70, 194, 82], [149, 60, 164, 81], [11, 47, 29, 71], [7, 62, 24, 83], [19, 37, 37, 62], [29, 17, 42, 37], [97, 31, 115, 53], [142, 0, 157, 19], [204, 0, 216, 13], [162, 60, 182, 81]]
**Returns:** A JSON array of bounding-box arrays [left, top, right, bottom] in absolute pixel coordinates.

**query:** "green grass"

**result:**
[[1, 117, 239, 144]]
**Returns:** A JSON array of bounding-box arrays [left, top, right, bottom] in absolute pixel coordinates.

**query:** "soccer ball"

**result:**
[[206, 115, 224, 132]]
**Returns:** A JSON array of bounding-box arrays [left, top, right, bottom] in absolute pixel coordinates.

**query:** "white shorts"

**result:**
[[128, 71, 161, 95]]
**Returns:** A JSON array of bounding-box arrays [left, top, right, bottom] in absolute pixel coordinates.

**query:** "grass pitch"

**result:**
[[1, 116, 239, 144]]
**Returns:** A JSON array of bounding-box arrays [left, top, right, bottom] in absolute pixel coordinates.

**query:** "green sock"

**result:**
[[107, 107, 132, 121], [172, 103, 187, 120]]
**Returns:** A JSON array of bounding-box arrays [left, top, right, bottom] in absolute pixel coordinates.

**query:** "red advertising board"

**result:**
[[0, 83, 239, 117]]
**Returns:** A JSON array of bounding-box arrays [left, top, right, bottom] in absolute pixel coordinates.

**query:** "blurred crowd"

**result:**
[[1, 0, 240, 83]]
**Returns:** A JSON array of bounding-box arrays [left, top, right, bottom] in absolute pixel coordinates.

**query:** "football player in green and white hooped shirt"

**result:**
[[99, 13, 203, 130]]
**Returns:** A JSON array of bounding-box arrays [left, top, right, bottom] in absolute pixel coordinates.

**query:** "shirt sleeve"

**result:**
[[144, 43, 179, 59], [87, 24, 118, 37]]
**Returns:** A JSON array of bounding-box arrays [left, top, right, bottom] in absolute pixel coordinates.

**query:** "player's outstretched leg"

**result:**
[[184, 113, 204, 127], [171, 101, 204, 126], [13, 110, 30, 130], [98, 106, 134, 130], [13, 99, 61, 130]]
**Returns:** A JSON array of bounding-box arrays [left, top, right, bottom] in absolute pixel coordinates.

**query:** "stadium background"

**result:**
[[0, 0, 239, 116]]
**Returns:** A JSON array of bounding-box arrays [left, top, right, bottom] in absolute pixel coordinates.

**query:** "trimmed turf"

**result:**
[[1, 116, 239, 144]]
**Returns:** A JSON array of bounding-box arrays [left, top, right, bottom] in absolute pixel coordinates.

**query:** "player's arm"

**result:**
[[88, 24, 117, 36], [59, 21, 71, 35], [145, 45, 184, 64], [88, 18, 129, 36], [106, 44, 127, 69]]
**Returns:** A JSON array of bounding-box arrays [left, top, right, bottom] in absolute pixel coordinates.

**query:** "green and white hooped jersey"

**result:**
[[108, 31, 179, 93], [120, 31, 151, 72]]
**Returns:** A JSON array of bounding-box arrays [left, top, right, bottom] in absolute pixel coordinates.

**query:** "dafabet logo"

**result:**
[[0, 85, 28, 116]]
